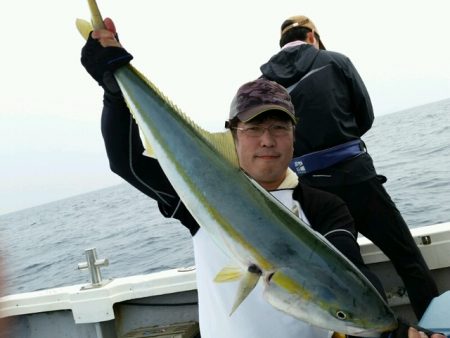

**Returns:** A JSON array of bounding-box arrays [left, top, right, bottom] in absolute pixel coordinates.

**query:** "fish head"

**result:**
[[263, 267, 398, 337]]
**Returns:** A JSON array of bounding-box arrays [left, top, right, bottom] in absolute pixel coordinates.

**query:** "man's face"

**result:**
[[234, 117, 294, 190]]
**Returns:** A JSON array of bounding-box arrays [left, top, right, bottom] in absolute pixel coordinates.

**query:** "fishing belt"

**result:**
[[289, 139, 366, 175]]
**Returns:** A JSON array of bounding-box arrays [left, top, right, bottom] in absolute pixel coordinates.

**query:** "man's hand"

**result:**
[[91, 17, 121, 47], [81, 17, 133, 94], [408, 327, 446, 338], [382, 317, 447, 338]]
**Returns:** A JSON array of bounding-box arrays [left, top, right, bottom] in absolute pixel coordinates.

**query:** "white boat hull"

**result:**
[[1, 222, 449, 337]]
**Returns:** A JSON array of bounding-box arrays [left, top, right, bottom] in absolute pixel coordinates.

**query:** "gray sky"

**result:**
[[1, 0, 449, 215]]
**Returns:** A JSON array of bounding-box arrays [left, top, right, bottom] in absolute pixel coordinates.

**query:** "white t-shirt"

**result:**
[[193, 188, 332, 338]]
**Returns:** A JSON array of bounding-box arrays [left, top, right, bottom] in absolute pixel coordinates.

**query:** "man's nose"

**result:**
[[259, 128, 276, 146]]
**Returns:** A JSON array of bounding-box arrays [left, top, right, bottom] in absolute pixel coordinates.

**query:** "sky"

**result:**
[[0, 0, 449, 215]]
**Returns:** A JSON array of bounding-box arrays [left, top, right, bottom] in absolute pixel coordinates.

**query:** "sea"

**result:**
[[1, 98, 450, 296]]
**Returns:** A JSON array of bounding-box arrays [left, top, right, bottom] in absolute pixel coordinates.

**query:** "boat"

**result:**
[[1, 222, 449, 337]]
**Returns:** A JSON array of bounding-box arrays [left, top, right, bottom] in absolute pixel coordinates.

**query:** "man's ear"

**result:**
[[306, 31, 316, 46]]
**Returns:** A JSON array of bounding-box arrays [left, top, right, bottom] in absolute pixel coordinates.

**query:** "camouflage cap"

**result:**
[[226, 78, 296, 128]]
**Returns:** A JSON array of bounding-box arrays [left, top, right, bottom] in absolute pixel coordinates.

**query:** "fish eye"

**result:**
[[335, 310, 348, 320]]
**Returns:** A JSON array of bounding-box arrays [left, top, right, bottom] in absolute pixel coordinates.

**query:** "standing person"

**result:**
[[80, 18, 444, 338], [259, 15, 439, 320]]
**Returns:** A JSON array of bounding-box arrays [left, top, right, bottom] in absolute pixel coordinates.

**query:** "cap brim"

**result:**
[[238, 104, 296, 124]]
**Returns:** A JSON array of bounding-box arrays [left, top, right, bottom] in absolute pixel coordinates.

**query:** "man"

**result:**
[[80, 18, 444, 338], [259, 15, 439, 320]]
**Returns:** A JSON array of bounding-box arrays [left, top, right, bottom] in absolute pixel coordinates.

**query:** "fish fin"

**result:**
[[78, 0, 237, 165], [214, 266, 261, 314], [75, 18, 92, 40], [207, 131, 239, 168], [214, 266, 243, 283], [124, 64, 240, 167], [76, 0, 105, 40], [139, 130, 156, 158], [141, 142, 156, 158], [87, 0, 105, 30], [229, 270, 261, 315]]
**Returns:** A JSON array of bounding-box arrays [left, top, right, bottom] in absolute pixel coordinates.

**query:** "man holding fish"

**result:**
[[79, 14, 444, 338]]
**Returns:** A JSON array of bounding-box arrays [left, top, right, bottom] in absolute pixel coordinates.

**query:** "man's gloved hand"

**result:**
[[81, 33, 133, 94]]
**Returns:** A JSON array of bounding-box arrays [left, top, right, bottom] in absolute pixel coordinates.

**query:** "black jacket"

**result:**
[[261, 43, 378, 186]]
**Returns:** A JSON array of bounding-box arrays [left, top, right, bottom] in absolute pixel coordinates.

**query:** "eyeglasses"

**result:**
[[232, 124, 293, 137]]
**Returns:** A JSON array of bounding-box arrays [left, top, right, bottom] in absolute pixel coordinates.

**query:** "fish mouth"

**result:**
[[334, 313, 398, 337], [346, 325, 397, 337]]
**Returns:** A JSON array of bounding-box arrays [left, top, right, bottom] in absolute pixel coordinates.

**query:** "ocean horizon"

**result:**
[[1, 98, 450, 296]]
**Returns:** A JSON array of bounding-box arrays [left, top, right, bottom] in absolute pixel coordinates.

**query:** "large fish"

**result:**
[[76, 1, 397, 335]]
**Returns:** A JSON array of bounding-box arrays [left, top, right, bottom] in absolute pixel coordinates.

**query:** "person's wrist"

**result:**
[[81, 34, 133, 93]]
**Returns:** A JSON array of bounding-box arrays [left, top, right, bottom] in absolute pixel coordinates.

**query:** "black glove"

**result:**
[[380, 317, 441, 338], [81, 33, 133, 94]]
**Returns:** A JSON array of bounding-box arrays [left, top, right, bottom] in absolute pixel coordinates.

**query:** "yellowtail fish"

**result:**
[[76, 1, 397, 335]]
